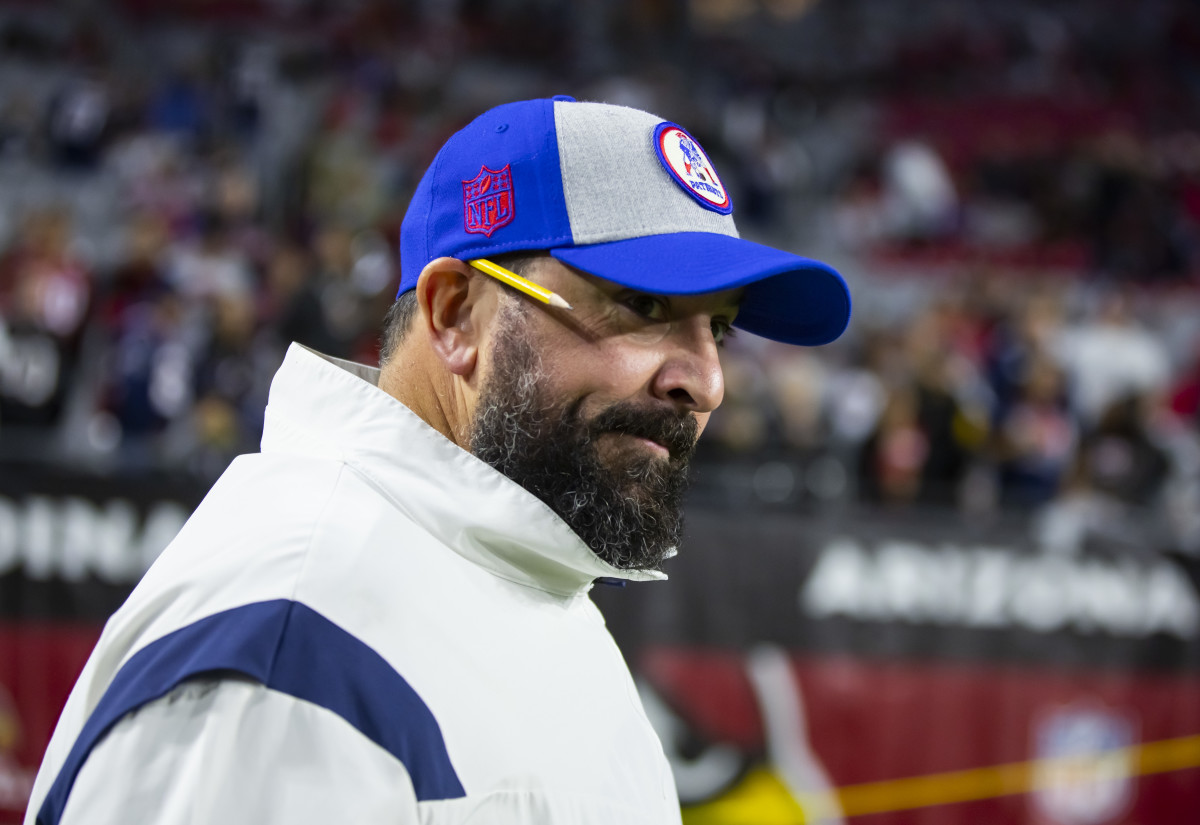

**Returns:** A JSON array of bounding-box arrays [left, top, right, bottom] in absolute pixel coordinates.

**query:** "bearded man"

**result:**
[[26, 97, 849, 825]]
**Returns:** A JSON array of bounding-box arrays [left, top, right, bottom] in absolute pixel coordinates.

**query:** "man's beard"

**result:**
[[469, 312, 698, 572]]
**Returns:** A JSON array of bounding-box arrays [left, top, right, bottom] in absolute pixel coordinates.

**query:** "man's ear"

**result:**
[[414, 257, 492, 377]]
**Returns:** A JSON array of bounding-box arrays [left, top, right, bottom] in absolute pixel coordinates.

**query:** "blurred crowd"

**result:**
[[812, 0, 1200, 286], [701, 0, 1200, 552], [1, 0, 1200, 545], [711, 274, 1200, 549]]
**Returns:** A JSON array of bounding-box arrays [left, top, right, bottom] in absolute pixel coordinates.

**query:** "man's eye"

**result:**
[[711, 319, 735, 346], [622, 293, 670, 322]]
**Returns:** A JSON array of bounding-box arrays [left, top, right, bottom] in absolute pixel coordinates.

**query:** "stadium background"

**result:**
[[2, 0, 1200, 821]]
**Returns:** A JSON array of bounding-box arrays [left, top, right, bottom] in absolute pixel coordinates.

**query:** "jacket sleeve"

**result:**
[[54, 676, 421, 824]]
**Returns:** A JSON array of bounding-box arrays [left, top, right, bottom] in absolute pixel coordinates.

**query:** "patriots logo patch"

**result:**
[[463, 165, 515, 236], [653, 123, 732, 214]]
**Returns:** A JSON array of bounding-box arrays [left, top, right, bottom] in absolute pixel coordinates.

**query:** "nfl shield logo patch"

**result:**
[[462, 165, 515, 237]]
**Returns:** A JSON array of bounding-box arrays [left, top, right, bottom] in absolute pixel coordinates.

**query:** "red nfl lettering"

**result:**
[[463, 165, 515, 237]]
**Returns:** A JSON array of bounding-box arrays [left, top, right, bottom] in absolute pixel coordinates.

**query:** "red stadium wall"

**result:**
[[2, 467, 1199, 823]]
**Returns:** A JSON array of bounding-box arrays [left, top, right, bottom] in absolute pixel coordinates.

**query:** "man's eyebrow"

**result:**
[[591, 279, 743, 316]]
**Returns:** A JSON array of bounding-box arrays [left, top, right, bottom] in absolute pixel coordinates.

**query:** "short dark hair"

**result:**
[[378, 252, 546, 366]]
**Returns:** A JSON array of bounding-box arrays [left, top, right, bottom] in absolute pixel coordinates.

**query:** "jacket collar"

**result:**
[[260, 344, 666, 598]]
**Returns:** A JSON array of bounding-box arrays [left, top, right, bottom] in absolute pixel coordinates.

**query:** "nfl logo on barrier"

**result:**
[[463, 165, 515, 237], [1031, 702, 1135, 825]]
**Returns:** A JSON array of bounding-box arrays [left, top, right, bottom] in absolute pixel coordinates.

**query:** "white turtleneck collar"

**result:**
[[259, 344, 666, 598]]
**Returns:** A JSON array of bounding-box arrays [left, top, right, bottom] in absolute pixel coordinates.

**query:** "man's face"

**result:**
[[468, 257, 740, 571]]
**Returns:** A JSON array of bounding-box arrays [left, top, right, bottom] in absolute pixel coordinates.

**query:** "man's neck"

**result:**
[[378, 347, 471, 449]]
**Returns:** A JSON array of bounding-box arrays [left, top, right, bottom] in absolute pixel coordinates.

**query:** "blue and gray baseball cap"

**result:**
[[398, 96, 850, 346]]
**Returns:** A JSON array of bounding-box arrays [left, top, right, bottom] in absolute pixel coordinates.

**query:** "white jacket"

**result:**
[[26, 345, 681, 825]]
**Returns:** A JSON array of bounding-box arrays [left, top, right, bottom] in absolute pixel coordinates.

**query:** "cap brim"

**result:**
[[550, 232, 851, 346]]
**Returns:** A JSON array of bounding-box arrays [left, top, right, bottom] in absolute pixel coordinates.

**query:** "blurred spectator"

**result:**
[[309, 221, 380, 359], [263, 241, 344, 356], [823, 337, 888, 448], [994, 354, 1076, 508], [0, 208, 91, 430], [764, 349, 826, 450], [190, 291, 271, 476], [110, 132, 208, 231], [0, 90, 38, 161], [830, 160, 890, 250], [147, 64, 211, 145], [861, 386, 927, 505], [305, 95, 393, 227], [985, 289, 1064, 422], [704, 347, 772, 455], [166, 209, 253, 303], [882, 139, 958, 243], [99, 211, 171, 324], [98, 288, 193, 467], [1169, 344, 1200, 425], [1052, 290, 1171, 426], [45, 72, 110, 171], [221, 41, 271, 142], [94, 212, 194, 465], [1069, 393, 1171, 508], [209, 147, 269, 266], [1083, 131, 1190, 283], [855, 320, 977, 506]]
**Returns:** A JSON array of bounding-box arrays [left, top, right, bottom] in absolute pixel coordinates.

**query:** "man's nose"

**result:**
[[649, 317, 725, 414]]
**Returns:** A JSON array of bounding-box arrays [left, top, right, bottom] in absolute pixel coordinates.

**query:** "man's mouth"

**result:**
[[596, 429, 683, 464], [587, 404, 700, 465], [634, 435, 671, 459], [608, 432, 672, 459]]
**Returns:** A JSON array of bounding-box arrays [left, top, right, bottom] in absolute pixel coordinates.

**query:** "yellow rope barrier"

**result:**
[[683, 734, 1200, 824], [807, 733, 1200, 818]]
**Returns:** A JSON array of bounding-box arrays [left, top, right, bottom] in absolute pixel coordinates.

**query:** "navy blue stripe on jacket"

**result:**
[[38, 599, 466, 825]]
